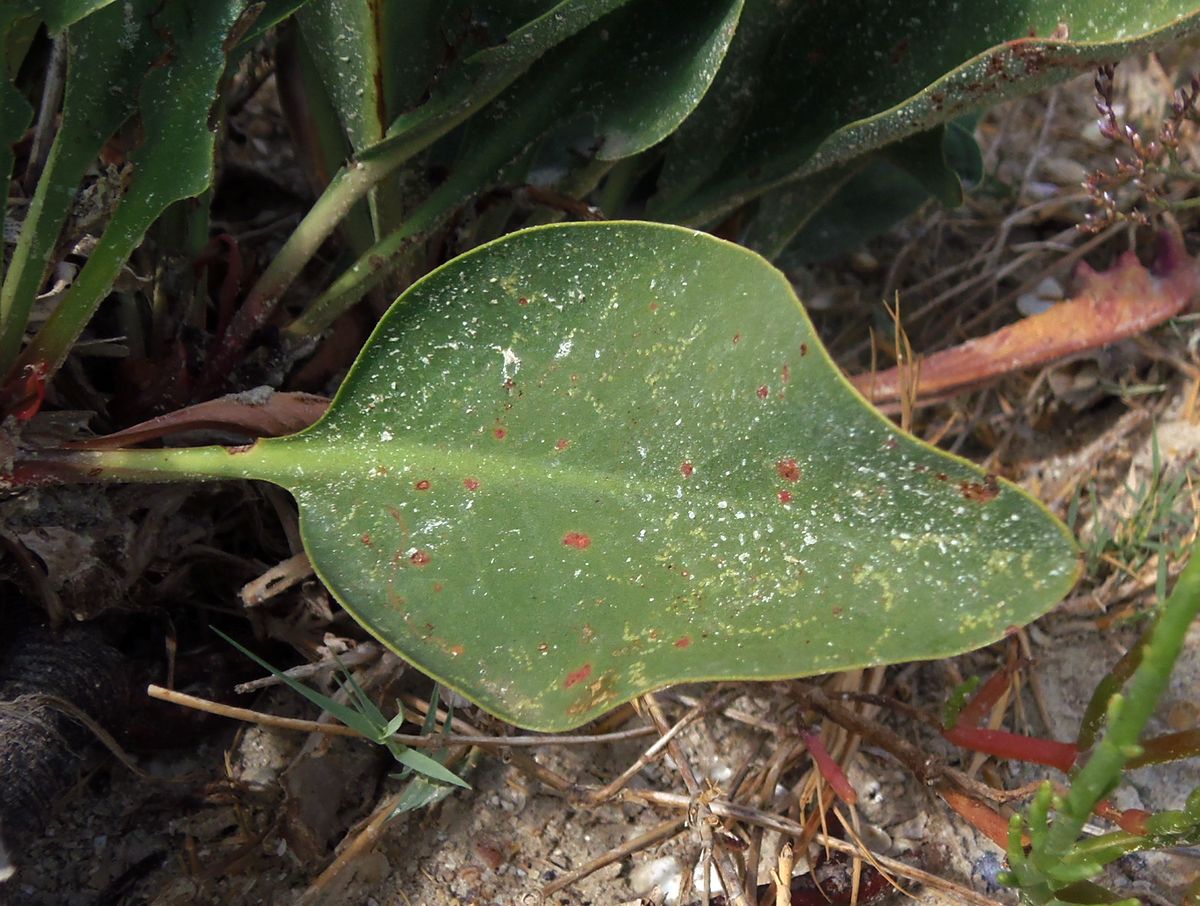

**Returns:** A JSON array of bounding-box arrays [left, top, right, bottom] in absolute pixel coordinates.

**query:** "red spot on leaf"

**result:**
[[674, 636, 692, 649], [732, 333, 741, 345], [564, 663, 592, 688], [649, 302, 659, 312], [781, 364, 791, 383], [756, 385, 769, 399], [433, 582, 444, 593], [503, 378, 516, 392], [463, 477, 480, 491], [776, 458, 802, 482], [518, 296, 529, 306], [410, 550, 432, 566], [555, 438, 571, 451], [449, 645, 464, 657], [800, 343, 809, 356], [961, 475, 1000, 503], [414, 479, 431, 491], [361, 533, 373, 546], [562, 532, 591, 550], [778, 490, 793, 504], [493, 426, 507, 440], [680, 461, 694, 477]]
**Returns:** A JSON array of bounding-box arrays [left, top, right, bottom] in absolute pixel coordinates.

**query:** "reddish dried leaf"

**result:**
[[68, 390, 328, 450], [854, 229, 1199, 406]]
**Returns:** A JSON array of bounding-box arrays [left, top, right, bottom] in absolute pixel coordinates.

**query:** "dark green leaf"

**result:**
[[653, 1, 1200, 224], [0, 8, 35, 273], [286, 0, 742, 339], [775, 121, 983, 266]]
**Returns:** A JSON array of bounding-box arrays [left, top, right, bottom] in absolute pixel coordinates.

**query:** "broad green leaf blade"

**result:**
[[237, 222, 1079, 731], [0, 0, 160, 372], [22, 0, 116, 32], [653, 2, 1200, 225], [14, 0, 248, 379], [646, 0, 790, 215], [582, 0, 742, 160]]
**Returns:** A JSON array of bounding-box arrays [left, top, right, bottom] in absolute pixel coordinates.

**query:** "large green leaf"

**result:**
[[17, 1, 117, 32], [650, 1, 1200, 225], [91, 223, 1079, 730], [578, 0, 743, 160]]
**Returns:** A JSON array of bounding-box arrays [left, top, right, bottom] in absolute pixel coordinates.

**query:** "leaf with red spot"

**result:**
[[68, 223, 1079, 731]]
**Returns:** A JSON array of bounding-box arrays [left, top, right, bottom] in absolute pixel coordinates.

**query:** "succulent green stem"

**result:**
[[1047, 542, 1199, 859]]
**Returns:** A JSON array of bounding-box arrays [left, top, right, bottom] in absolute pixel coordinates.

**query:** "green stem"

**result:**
[[11, 444, 277, 486], [1164, 194, 1200, 211], [281, 34, 604, 345], [280, 195, 450, 344], [194, 158, 384, 395], [198, 59, 540, 396], [1039, 540, 1200, 865]]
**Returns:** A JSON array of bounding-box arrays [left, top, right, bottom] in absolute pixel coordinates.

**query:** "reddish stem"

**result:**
[[943, 725, 1079, 773], [1128, 728, 1200, 767], [957, 653, 1022, 728], [194, 233, 244, 342]]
